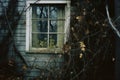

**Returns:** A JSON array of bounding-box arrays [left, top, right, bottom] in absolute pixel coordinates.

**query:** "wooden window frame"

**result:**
[[26, 0, 70, 53]]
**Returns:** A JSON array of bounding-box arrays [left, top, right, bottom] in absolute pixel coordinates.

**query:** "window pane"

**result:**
[[49, 34, 57, 48], [49, 5, 65, 19], [49, 20, 57, 32], [49, 34, 64, 48], [57, 34, 64, 48], [32, 34, 48, 48], [49, 20, 64, 32], [32, 4, 48, 33], [32, 5, 48, 18], [32, 20, 48, 32], [31, 4, 65, 49]]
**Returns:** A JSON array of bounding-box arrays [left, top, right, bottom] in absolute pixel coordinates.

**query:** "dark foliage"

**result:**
[[63, 0, 115, 80]]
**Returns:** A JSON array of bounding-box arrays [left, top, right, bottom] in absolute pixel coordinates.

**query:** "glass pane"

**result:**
[[56, 34, 64, 48], [32, 20, 48, 32], [49, 34, 57, 48], [32, 5, 48, 18], [32, 4, 48, 33], [49, 5, 65, 19], [32, 34, 48, 48], [49, 20, 65, 32], [31, 5, 65, 49], [49, 20, 57, 32], [49, 34, 64, 48]]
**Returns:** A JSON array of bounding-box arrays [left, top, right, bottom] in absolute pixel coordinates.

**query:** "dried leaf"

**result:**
[[80, 41, 86, 52], [76, 16, 83, 22], [81, 47, 86, 52], [79, 53, 83, 59], [22, 64, 27, 70]]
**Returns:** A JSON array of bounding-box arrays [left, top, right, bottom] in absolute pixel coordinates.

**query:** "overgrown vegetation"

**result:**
[[0, 0, 115, 80]]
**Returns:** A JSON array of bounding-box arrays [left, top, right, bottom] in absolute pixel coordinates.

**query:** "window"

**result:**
[[26, 0, 70, 53]]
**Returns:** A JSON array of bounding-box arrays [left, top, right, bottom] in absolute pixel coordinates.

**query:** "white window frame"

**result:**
[[26, 0, 70, 53]]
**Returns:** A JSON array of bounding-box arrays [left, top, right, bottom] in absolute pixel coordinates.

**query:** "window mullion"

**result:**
[[48, 5, 50, 48]]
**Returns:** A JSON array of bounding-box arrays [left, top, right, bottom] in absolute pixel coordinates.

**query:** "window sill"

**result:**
[[26, 48, 63, 54]]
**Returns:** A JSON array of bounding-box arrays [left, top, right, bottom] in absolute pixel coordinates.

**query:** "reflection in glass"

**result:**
[[32, 20, 48, 32], [50, 5, 65, 19], [49, 20, 57, 32], [50, 20, 64, 32], [32, 5, 48, 18], [50, 6, 57, 19]]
